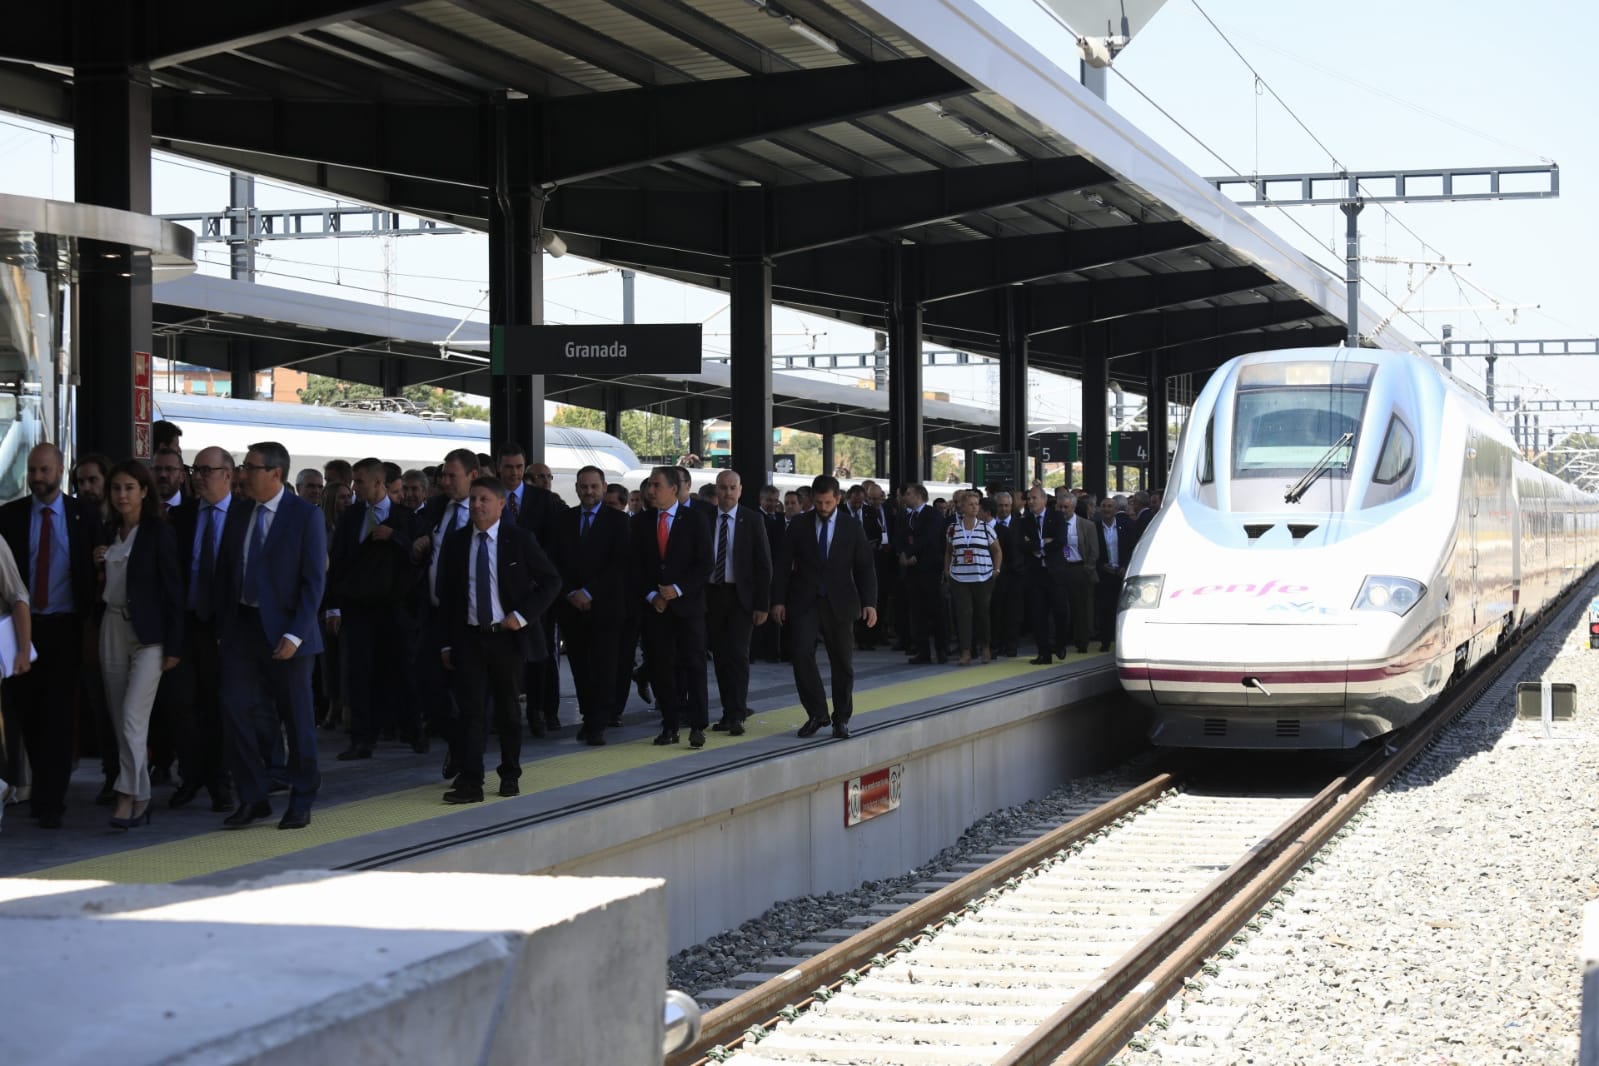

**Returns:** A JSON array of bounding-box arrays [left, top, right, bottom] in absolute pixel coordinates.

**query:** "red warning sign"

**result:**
[[844, 763, 903, 827]]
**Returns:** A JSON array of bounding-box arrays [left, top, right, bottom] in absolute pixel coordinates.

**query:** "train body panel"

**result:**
[[1118, 345, 1599, 749], [150, 393, 640, 481]]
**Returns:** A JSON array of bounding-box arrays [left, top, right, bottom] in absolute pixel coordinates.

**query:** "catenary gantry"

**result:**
[[0, 0, 1409, 494]]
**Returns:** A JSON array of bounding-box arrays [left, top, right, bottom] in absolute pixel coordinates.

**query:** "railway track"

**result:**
[[671, 579, 1588, 1066]]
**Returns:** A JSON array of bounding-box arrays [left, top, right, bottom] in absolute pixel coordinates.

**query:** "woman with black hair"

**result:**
[[93, 460, 183, 829]]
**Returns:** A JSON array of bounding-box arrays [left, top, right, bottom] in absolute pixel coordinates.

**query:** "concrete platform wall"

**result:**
[[398, 668, 1141, 952]]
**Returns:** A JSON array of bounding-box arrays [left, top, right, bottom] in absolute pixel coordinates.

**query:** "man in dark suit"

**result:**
[[1017, 484, 1068, 664], [989, 490, 1026, 657], [896, 483, 948, 664], [166, 446, 237, 812], [772, 475, 878, 740], [513, 452, 568, 735], [409, 448, 476, 766], [750, 485, 785, 663], [437, 477, 560, 803], [1125, 489, 1155, 560], [632, 465, 711, 748], [861, 481, 899, 652], [551, 465, 630, 745], [325, 456, 415, 760], [705, 470, 772, 736], [0, 443, 96, 828], [213, 441, 327, 830]]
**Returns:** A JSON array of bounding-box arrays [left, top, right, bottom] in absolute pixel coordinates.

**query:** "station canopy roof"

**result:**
[[3, 0, 1409, 391], [153, 272, 1005, 445]]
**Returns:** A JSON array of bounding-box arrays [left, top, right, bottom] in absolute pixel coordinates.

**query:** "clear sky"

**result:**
[[1, 0, 1594, 434]]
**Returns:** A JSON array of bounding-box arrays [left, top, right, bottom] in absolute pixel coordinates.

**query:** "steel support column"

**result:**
[[687, 399, 704, 461], [874, 434, 888, 481], [229, 339, 256, 400], [74, 16, 152, 462], [998, 287, 1029, 457], [729, 187, 773, 496], [1081, 350, 1108, 497], [488, 96, 543, 458], [1146, 350, 1169, 489], [821, 429, 836, 480], [229, 172, 256, 282], [888, 243, 924, 488], [603, 386, 622, 440]]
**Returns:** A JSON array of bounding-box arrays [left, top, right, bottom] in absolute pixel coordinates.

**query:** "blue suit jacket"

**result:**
[[215, 489, 328, 657]]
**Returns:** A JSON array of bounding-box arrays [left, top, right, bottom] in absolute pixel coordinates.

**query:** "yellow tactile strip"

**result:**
[[25, 653, 1102, 884]]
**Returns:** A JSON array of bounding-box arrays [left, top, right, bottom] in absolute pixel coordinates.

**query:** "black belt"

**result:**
[[1063, 560, 1085, 567], [469, 622, 508, 635]]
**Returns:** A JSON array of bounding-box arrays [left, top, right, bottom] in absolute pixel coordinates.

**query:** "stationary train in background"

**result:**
[[151, 393, 640, 481], [1116, 346, 1599, 750]]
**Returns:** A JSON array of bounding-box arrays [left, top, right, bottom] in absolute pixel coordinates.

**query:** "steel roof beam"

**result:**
[[1032, 300, 1326, 363], [923, 265, 1271, 336], [1159, 326, 1348, 376], [148, 2, 414, 68]]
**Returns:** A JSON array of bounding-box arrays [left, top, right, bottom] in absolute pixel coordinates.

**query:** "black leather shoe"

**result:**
[[443, 786, 484, 804], [209, 790, 236, 813], [268, 780, 290, 795], [498, 779, 519, 797], [688, 728, 705, 748], [575, 725, 591, 742], [277, 808, 311, 830], [728, 720, 746, 737], [441, 752, 458, 780], [796, 717, 828, 738], [409, 735, 430, 754], [653, 730, 679, 746], [169, 783, 201, 809], [907, 655, 932, 665], [336, 746, 372, 761], [608, 715, 623, 728], [1030, 655, 1052, 665], [1076, 644, 1089, 655], [710, 719, 730, 732], [543, 713, 560, 731], [527, 719, 546, 739], [38, 811, 62, 829], [222, 800, 272, 829], [1099, 642, 1113, 653], [832, 723, 852, 740], [585, 730, 606, 746]]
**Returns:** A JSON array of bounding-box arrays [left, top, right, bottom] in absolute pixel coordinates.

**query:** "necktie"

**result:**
[[581, 509, 593, 536], [818, 514, 830, 561], [362, 504, 379, 541], [34, 507, 51, 611], [657, 511, 670, 558], [506, 490, 519, 523], [475, 531, 493, 627], [818, 515, 830, 597], [193, 505, 217, 619], [715, 512, 730, 583], [244, 504, 268, 603]]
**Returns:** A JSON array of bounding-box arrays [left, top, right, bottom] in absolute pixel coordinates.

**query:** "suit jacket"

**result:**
[[991, 514, 1027, 578], [438, 519, 561, 660], [107, 517, 184, 656], [514, 485, 568, 546], [896, 505, 945, 573], [861, 503, 896, 556], [0, 493, 97, 614], [1098, 513, 1135, 572], [762, 509, 785, 565], [215, 488, 328, 657], [551, 503, 631, 622], [773, 509, 877, 622], [326, 498, 414, 610], [631, 504, 711, 618], [1063, 513, 1101, 575], [409, 494, 470, 607], [705, 504, 773, 616], [1016, 508, 1067, 575]]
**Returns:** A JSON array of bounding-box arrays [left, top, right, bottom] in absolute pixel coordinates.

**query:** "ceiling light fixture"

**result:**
[[981, 133, 1019, 158], [787, 18, 839, 53]]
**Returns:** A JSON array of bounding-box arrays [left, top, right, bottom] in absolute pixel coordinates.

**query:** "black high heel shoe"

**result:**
[[110, 803, 152, 830]]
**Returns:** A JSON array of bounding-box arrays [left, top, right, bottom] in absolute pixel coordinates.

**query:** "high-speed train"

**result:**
[[150, 393, 640, 480], [1116, 345, 1599, 749]]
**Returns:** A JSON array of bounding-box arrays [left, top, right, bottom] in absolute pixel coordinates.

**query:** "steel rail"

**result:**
[[669, 772, 1179, 1066], [998, 575, 1592, 1066]]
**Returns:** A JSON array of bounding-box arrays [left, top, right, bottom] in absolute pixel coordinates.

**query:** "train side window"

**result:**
[[1372, 417, 1413, 484], [1198, 415, 1215, 484]]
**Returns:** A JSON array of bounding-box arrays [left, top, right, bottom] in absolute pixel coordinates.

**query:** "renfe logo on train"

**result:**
[[845, 764, 903, 827], [1167, 578, 1310, 599]]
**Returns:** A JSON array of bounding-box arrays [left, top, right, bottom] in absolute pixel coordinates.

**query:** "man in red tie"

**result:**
[[0, 443, 96, 828], [631, 466, 711, 747]]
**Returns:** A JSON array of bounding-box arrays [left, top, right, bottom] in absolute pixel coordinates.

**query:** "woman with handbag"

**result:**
[[94, 460, 183, 830]]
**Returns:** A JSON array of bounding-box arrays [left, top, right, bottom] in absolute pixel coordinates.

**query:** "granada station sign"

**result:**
[[492, 324, 702, 375]]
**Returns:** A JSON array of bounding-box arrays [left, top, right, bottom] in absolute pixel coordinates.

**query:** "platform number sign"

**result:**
[[132, 351, 153, 459], [845, 763, 903, 827], [1110, 431, 1149, 464], [1029, 433, 1077, 465]]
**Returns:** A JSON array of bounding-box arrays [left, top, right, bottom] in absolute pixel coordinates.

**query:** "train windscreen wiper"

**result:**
[[1283, 432, 1354, 504]]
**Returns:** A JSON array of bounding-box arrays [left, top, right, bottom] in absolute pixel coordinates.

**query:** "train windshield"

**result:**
[[1231, 361, 1375, 480]]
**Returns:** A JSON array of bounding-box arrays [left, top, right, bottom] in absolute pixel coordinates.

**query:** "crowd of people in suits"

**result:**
[[0, 416, 1159, 835]]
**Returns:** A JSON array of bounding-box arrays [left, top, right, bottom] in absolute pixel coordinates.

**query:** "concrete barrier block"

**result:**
[[0, 871, 665, 1066]]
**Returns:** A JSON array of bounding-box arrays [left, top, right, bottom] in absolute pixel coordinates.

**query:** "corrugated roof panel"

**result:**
[[738, 140, 848, 182], [535, 0, 747, 81], [683, 0, 855, 69], [816, 0, 925, 58], [408, 0, 637, 91], [807, 121, 934, 173]]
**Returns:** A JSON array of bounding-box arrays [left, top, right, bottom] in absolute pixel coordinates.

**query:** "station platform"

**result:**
[[1, 648, 1135, 949]]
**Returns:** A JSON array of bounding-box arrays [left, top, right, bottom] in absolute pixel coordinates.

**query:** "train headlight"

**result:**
[[1120, 575, 1164, 611], [1353, 576, 1425, 616]]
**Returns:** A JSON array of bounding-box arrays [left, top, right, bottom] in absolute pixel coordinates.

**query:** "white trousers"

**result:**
[[100, 610, 164, 803]]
